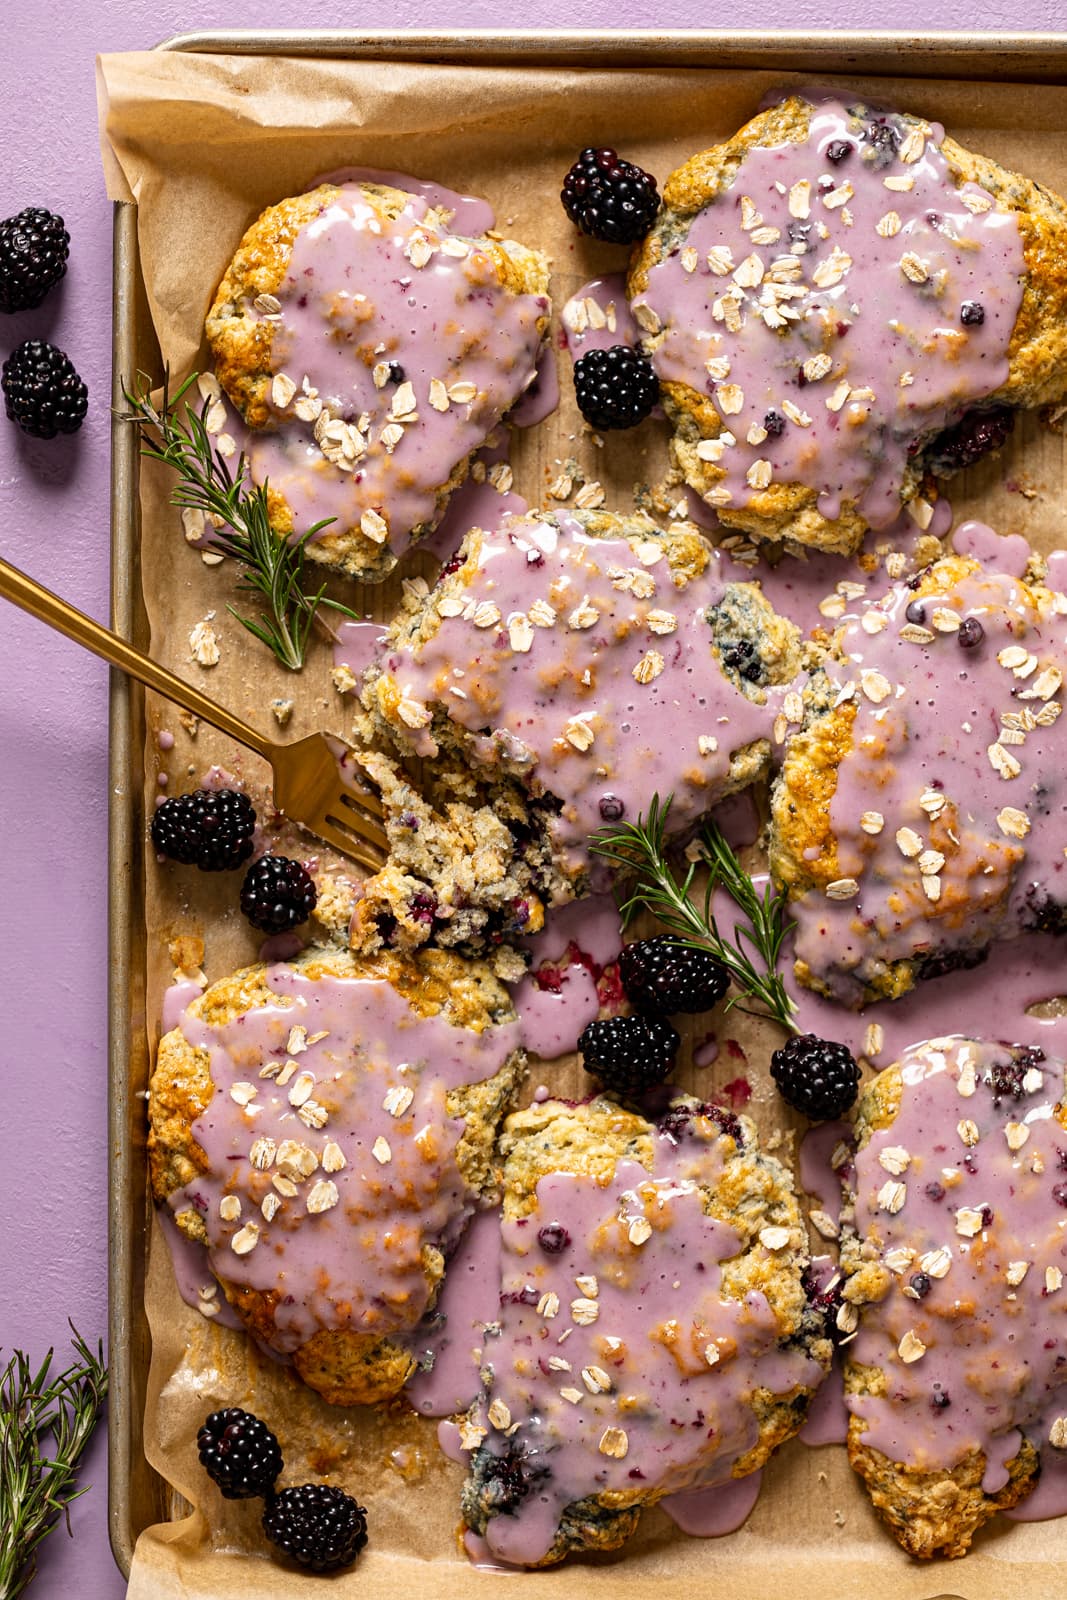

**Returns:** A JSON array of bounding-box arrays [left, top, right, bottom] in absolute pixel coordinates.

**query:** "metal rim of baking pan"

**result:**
[[107, 25, 1067, 1582]]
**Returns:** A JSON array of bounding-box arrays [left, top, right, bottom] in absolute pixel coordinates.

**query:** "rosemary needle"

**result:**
[[0, 1327, 107, 1600], [120, 371, 360, 671], [591, 791, 799, 1033]]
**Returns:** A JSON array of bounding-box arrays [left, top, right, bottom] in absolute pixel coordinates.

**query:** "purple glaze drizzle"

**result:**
[[847, 1037, 1067, 1489], [164, 963, 520, 1359], [788, 540, 1067, 1004], [232, 181, 548, 558], [461, 1130, 821, 1566], [378, 510, 781, 875], [632, 98, 1024, 529]]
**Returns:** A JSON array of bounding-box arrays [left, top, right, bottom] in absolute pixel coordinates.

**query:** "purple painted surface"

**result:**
[[2, 8, 1066, 1596]]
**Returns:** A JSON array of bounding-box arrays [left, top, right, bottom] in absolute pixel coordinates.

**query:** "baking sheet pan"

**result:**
[[106, 27, 1067, 1589]]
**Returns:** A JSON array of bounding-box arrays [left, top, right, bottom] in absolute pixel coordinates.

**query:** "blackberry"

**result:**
[[0, 207, 69, 312], [150, 788, 256, 871], [770, 1034, 860, 1120], [197, 1408, 282, 1500], [924, 405, 1014, 476], [658, 1099, 742, 1147], [573, 344, 657, 432], [240, 855, 318, 933], [619, 936, 730, 1016], [2, 339, 87, 439], [863, 119, 902, 166], [476, 1441, 550, 1516], [537, 1223, 571, 1254], [263, 1483, 368, 1573], [578, 1013, 679, 1096], [801, 1264, 846, 1347], [719, 636, 764, 684], [561, 147, 660, 244]]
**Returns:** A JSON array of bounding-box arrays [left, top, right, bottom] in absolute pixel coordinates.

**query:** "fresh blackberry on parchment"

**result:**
[[197, 1408, 282, 1500], [561, 147, 660, 243]]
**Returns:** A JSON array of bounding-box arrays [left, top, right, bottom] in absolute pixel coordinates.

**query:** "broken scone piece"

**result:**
[[628, 94, 1067, 553], [361, 508, 801, 898], [840, 1036, 1067, 1557], [149, 945, 525, 1405], [206, 178, 551, 580], [770, 544, 1067, 1007], [456, 1096, 830, 1566]]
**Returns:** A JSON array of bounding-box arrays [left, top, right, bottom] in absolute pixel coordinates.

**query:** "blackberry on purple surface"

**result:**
[[619, 935, 730, 1016], [561, 147, 660, 244], [537, 1223, 571, 1254], [770, 1034, 860, 1120], [240, 854, 318, 933], [0, 207, 69, 312], [578, 1013, 679, 1096], [573, 344, 657, 431], [2, 339, 87, 438], [197, 1408, 282, 1500], [262, 1483, 368, 1572], [150, 787, 256, 871]]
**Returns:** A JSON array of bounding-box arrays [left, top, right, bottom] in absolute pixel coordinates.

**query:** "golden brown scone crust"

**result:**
[[628, 97, 1067, 554], [149, 944, 525, 1406], [205, 181, 550, 581], [459, 1097, 830, 1564]]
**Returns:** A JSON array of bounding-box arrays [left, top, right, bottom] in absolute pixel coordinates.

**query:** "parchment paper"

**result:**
[[97, 44, 1067, 1599]]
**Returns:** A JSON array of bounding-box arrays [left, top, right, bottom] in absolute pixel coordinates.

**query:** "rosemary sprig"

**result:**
[[591, 792, 798, 1033], [0, 1328, 108, 1600], [120, 372, 360, 670]]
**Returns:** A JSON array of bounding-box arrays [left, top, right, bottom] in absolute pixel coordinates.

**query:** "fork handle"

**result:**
[[0, 554, 275, 762]]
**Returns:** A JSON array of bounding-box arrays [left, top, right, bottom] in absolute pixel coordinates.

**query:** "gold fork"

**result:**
[[0, 554, 388, 871]]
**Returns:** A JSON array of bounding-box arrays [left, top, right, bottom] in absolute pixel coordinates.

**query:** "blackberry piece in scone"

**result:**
[[770, 548, 1067, 1007], [455, 1095, 830, 1566], [839, 1036, 1067, 1557], [628, 94, 1067, 554], [360, 508, 802, 900], [149, 945, 525, 1405], [205, 179, 551, 581]]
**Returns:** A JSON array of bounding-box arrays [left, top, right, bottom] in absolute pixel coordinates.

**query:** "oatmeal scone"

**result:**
[[455, 1096, 830, 1566], [769, 544, 1067, 1007], [839, 1036, 1067, 1557], [361, 507, 802, 896], [149, 945, 525, 1406], [628, 94, 1067, 554], [205, 179, 551, 581]]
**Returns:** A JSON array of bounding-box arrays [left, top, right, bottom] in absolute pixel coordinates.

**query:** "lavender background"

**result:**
[[2, 5, 1064, 1596]]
